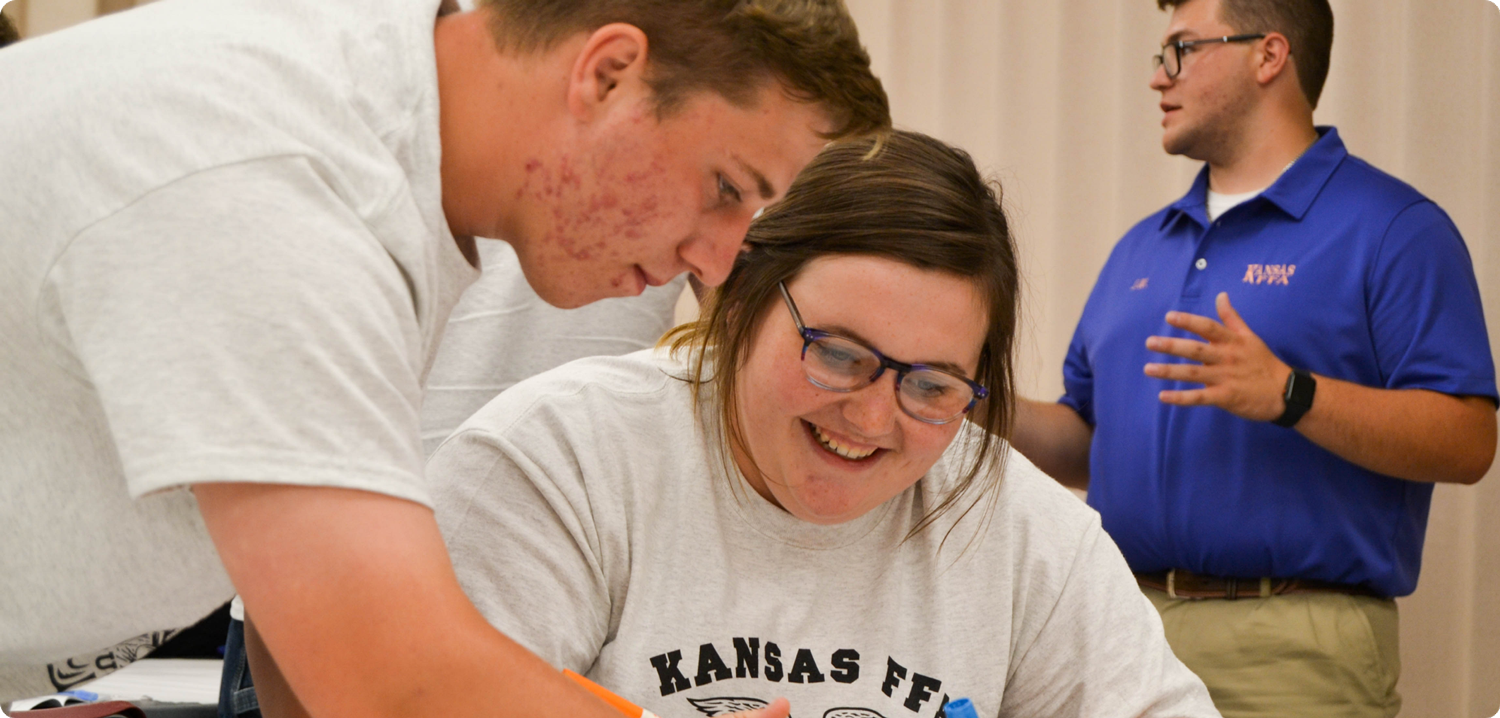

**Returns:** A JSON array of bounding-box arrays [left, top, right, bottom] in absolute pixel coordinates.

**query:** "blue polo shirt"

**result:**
[[1061, 127, 1496, 597]]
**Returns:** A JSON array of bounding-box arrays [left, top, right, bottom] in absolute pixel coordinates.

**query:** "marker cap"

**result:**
[[945, 697, 979, 718]]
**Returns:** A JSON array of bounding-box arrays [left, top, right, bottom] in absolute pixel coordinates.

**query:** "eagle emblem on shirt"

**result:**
[[688, 696, 888, 718]]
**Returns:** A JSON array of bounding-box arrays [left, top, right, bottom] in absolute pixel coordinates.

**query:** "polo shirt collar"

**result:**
[[1160, 126, 1349, 231]]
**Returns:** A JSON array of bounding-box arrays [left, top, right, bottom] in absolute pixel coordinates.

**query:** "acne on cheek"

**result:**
[[519, 139, 676, 263]]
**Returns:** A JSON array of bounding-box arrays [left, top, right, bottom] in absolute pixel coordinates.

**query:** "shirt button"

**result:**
[[1195, 258, 1207, 270]]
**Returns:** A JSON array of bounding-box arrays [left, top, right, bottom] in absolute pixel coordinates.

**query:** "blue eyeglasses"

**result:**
[[778, 282, 988, 425]]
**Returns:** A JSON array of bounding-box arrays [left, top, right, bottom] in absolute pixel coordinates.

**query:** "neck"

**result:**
[[1206, 111, 1319, 194]]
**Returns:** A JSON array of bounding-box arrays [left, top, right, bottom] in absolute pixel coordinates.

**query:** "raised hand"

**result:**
[[1143, 292, 1290, 422]]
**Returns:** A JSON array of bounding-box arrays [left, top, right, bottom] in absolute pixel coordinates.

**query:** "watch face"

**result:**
[[1276, 370, 1315, 427]]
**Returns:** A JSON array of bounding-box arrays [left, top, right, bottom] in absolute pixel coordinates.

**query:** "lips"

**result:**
[[635, 265, 669, 288]]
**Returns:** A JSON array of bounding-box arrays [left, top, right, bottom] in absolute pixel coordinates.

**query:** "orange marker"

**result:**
[[563, 669, 662, 718]]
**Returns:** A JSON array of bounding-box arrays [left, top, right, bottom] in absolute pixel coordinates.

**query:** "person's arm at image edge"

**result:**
[[194, 483, 647, 718], [1009, 399, 1093, 490]]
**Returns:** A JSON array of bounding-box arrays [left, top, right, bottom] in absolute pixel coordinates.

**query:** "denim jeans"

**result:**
[[218, 618, 261, 718]]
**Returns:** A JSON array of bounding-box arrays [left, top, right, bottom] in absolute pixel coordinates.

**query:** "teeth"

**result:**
[[812, 424, 877, 460]]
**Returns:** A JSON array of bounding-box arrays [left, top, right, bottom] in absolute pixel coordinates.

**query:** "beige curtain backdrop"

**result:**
[[4, 0, 1497, 715]]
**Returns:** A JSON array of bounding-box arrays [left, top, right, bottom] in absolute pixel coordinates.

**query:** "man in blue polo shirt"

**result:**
[[1009, 0, 1497, 716]]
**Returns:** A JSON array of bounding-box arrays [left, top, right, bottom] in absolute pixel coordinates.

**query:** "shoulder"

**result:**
[[925, 429, 1102, 559], [445, 348, 689, 448], [1330, 153, 1430, 207], [1109, 205, 1178, 254], [993, 444, 1102, 543], [1322, 152, 1457, 241]]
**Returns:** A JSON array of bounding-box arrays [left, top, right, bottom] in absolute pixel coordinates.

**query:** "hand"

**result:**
[[727, 698, 791, 718], [1143, 292, 1291, 422]]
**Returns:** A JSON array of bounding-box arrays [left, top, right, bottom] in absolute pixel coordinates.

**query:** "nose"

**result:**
[[840, 372, 901, 439], [1150, 62, 1173, 90], [680, 214, 753, 287]]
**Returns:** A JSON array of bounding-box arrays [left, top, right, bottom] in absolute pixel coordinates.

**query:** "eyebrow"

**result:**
[[733, 154, 776, 200], [821, 322, 973, 377]]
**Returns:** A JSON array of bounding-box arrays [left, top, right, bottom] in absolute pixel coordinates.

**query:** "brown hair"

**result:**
[[1158, 0, 1334, 109], [666, 130, 1020, 538], [0, 11, 20, 48], [477, 0, 889, 140]]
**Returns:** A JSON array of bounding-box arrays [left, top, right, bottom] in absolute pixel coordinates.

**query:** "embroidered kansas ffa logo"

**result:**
[[1242, 264, 1295, 285]]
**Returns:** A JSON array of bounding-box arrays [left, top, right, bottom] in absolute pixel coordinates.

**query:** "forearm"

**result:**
[[197, 483, 621, 718], [1009, 398, 1093, 490], [1294, 377, 1496, 484]]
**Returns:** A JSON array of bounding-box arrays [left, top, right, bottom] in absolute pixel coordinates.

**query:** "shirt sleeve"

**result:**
[[998, 518, 1221, 718], [1366, 201, 1497, 401], [1059, 316, 1097, 425], [45, 156, 429, 503], [429, 425, 614, 673]]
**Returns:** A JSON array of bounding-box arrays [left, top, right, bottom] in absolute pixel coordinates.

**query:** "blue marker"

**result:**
[[944, 697, 978, 718]]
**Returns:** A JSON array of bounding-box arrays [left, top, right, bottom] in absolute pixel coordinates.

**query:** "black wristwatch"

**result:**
[[1273, 369, 1316, 428]]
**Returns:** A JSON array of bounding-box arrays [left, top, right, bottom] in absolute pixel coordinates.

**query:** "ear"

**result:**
[[566, 23, 650, 121], [1253, 32, 1294, 87]]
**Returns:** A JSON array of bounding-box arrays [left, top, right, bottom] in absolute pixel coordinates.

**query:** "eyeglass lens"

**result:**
[[803, 335, 975, 422], [1155, 45, 1181, 78]]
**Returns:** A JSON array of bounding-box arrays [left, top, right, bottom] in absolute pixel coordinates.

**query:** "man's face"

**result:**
[[1150, 0, 1259, 160], [511, 84, 832, 309]]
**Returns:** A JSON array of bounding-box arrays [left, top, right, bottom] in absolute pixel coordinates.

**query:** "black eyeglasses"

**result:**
[[778, 282, 988, 425], [1153, 34, 1266, 79]]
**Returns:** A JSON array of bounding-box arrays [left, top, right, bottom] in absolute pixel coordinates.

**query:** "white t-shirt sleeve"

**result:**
[[46, 155, 429, 503], [999, 516, 1220, 718], [430, 425, 614, 673]]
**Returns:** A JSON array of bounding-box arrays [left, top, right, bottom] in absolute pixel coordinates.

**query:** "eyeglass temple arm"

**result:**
[[777, 282, 807, 330]]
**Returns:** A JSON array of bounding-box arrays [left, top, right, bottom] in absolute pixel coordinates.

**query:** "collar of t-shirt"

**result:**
[[1205, 187, 1264, 222], [1205, 159, 1300, 222]]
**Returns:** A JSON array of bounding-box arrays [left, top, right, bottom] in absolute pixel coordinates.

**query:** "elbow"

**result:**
[[1455, 447, 1493, 485], [1445, 400, 1497, 485], [1449, 434, 1495, 485]]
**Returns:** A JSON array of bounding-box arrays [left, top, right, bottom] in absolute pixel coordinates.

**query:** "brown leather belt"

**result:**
[[1135, 569, 1384, 600]]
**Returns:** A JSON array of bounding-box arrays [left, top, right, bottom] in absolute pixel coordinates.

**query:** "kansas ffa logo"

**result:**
[[1242, 264, 1295, 285]]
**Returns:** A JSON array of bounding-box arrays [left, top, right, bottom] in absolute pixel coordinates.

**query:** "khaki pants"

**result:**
[[1144, 587, 1401, 718]]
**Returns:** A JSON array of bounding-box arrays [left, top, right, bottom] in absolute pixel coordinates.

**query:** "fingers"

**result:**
[[1215, 292, 1247, 331], [1144, 361, 1209, 383], [744, 698, 791, 718], [1157, 388, 1211, 406], [1146, 336, 1214, 363], [1164, 309, 1231, 342]]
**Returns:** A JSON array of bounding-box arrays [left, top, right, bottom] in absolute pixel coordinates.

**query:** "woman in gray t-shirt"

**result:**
[[429, 131, 1221, 718]]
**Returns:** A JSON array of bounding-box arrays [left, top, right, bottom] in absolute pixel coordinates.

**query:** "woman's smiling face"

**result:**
[[732, 255, 989, 525]]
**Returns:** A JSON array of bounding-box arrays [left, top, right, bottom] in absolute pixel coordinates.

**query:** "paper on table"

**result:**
[[77, 658, 221, 704]]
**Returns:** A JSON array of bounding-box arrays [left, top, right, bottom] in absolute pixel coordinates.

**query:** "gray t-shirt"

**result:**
[[420, 240, 685, 457], [430, 350, 1220, 718], [0, 0, 476, 699]]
